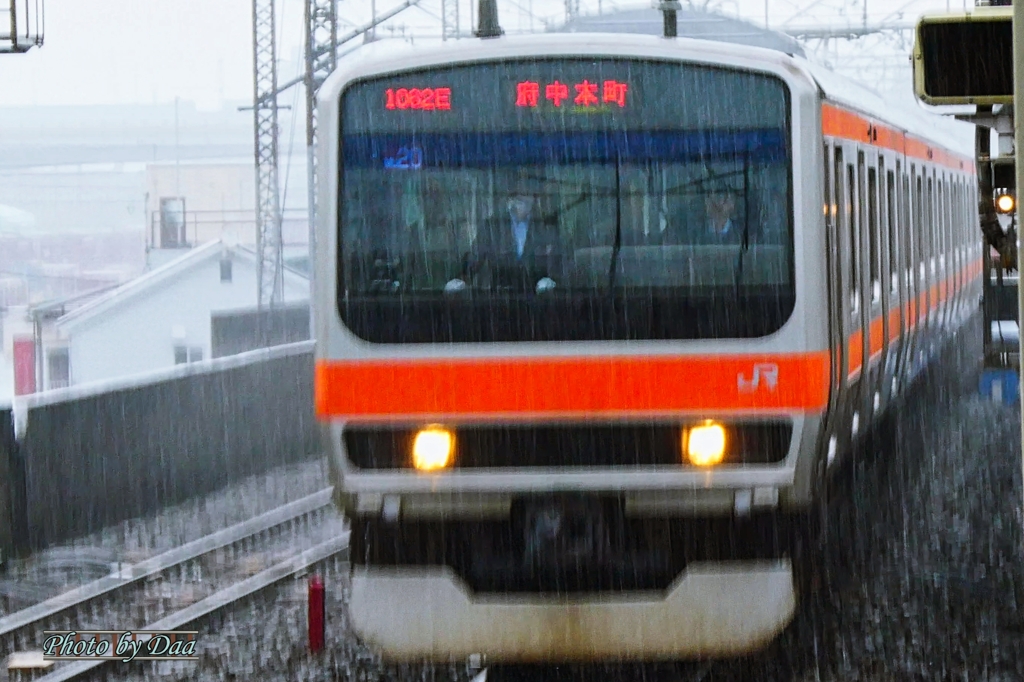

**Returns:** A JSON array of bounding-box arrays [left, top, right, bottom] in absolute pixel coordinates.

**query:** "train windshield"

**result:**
[[338, 57, 794, 343]]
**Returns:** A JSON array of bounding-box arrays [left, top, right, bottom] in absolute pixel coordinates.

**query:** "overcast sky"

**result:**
[[0, 0, 958, 110]]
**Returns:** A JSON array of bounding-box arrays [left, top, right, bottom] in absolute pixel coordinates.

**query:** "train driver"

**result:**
[[447, 178, 564, 294], [701, 189, 744, 245]]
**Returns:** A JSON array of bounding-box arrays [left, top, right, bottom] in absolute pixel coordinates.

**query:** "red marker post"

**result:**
[[308, 575, 325, 652]]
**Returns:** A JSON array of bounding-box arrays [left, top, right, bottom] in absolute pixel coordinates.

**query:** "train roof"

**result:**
[[333, 29, 975, 161], [557, 6, 806, 58], [800, 59, 976, 159]]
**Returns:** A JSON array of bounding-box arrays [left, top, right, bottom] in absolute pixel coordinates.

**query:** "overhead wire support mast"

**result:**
[[251, 0, 285, 309], [565, 0, 580, 23], [250, 0, 426, 321], [442, 0, 459, 39], [304, 0, 338, 337]]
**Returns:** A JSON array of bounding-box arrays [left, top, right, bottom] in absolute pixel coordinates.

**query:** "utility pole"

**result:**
[[304, 0, 339, 337], [251, 0, 426, 323], [251, 0, 285, 309]]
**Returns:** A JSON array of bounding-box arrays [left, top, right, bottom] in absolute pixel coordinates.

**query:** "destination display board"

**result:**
[[341, 57, 788, 134]]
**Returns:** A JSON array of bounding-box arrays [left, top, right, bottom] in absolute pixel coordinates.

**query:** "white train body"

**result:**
[[314, 31, 979, 663]]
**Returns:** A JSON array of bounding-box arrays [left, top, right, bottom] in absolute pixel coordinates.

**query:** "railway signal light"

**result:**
[[912, 6, 1013, 106]]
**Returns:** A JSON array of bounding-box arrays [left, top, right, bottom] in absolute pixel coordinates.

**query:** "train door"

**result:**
[[858, 149, 882, 424], [836, 142, 865, 445], [896, 164, 913, 389], [822, 139, 844, 471], [890, 161, 907, 395], [946, 177, 955, 327], [882, 161, 903, 405], [955, 178, 966, 321], [907, 164, 923, 381], [937, 173, 950, 334], [876, 155, 890, 412], [952, 176, 963, 324], [925, 169, 937, 358]]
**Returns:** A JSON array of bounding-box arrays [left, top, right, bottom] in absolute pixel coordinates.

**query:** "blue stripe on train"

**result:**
[[340, 129, 789, 169]]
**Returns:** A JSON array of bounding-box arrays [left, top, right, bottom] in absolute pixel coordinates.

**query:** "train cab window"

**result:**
[[867, 166, 880, 303], [887, 171, 897, 295], [337, 58, 795, 343]]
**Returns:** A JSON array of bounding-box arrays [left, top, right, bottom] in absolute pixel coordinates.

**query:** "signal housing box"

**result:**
[[913, 6, 1013, 106]]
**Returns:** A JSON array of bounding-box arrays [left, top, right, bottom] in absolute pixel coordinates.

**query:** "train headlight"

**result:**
[[684, 421, 726, 467], [412, 426, 454, 471], [996, 193, 1015, 214]]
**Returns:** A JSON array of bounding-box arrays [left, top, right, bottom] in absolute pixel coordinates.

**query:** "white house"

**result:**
[[45, 240, 308, 388]]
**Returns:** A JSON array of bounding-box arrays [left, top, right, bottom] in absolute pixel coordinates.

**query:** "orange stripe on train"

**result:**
[[845, 257, 982, 379], [315, 352, 832, 420], [821, 104, 974, 173]]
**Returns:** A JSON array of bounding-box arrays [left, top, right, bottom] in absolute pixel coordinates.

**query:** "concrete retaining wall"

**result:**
[[0, 341, 317, 554]]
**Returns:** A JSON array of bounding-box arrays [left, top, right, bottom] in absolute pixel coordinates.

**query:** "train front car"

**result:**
[[315, 34, 830, 663]]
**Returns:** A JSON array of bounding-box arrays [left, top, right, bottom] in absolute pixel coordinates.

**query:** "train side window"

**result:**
[[849, 162, 859, 312], [868, 166, 880, 303], [887, 170, 897, 295]]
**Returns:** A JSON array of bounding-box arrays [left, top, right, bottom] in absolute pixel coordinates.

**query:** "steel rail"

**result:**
[[0, 488, 332, 654], [34, 532, 349, 681]]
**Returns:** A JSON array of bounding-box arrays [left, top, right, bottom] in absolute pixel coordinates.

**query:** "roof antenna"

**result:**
[[475, 0, 504, 38], [659, 0, 681, 38]]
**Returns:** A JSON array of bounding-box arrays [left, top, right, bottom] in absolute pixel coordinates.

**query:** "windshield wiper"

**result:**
[[608, 154, 623, 291], [735, 155, 752, 289]]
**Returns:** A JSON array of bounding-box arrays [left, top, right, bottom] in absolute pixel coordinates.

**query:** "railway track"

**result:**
[[0, 488, 347, 681]]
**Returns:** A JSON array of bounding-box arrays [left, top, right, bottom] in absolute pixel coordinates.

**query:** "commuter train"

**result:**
[[313, 21, 980, 664]]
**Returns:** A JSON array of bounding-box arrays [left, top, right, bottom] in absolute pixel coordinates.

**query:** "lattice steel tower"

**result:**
[[442, 0, 459, 39], [251, 0, 284, 308], [305, 0, 339, 319], [565, 0, 580, 22]]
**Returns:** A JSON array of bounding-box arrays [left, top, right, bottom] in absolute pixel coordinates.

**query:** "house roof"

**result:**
[[55, 240, 309, 332], [29, 283, 123, 320]]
